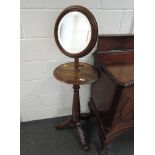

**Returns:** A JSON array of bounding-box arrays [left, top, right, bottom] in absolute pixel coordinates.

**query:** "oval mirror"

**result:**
[[54, 6, 98, 58], [58, 11, 91, 54]]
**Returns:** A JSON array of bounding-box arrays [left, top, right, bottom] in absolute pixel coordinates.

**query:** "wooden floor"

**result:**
[[20, 116, 134, 155]]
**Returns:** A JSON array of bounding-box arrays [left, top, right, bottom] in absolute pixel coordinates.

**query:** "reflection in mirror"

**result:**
[[58, 11, 91, 54]]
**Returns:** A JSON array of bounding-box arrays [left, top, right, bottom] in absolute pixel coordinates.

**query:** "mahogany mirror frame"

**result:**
[[54, 5, 98, 58]]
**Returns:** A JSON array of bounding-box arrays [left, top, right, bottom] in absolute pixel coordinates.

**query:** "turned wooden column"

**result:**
[[72, 84, 80, 121]]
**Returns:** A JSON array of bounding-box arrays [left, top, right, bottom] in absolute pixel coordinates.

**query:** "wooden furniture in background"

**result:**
[[88, 35, 134, 154]]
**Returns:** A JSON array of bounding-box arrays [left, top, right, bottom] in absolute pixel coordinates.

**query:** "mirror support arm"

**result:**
[[74, 58, 79, 72]]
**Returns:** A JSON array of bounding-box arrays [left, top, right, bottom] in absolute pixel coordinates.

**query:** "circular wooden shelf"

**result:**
[[53, 62, 98, 85]]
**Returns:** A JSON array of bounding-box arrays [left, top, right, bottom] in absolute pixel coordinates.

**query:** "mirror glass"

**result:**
[[58, 11, 91, 54]]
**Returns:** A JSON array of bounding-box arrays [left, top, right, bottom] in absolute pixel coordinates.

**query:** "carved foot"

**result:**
[[76, 122, 89, 150], [56, 118, 74, 130]]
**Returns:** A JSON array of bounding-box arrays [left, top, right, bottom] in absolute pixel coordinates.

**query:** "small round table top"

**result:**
[[53, 62, 98, 85]]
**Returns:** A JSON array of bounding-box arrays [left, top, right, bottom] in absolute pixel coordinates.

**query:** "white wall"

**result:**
[[20, 0, 134, 122]]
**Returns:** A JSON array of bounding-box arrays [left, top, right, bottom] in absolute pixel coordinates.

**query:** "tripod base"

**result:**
[[56, 115, 89, 150]]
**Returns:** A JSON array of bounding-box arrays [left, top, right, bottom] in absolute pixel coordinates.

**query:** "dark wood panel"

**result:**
[[95, 51, 134, 65], [97, 35, 134, 52]]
